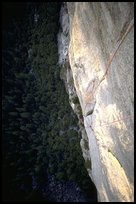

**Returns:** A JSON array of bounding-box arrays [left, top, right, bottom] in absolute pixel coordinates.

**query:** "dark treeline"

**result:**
[[2, 2, 97, 202]]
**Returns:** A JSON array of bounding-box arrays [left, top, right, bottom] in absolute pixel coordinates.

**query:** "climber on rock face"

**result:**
[[79, 116, 84, 124]]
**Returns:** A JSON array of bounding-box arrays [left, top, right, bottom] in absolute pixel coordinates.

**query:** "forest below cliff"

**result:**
[[2, 2, 97, 202]]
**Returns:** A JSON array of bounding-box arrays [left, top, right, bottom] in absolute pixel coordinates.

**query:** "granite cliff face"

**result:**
[[58, 2, 134, 202]]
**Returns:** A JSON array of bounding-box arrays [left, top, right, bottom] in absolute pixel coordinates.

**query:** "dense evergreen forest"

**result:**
[[2, 3, 97, 202]]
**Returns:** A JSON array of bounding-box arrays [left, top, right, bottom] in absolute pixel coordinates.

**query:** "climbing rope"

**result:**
[[84, 114, 134, 128], [84, 18, 134, 116], [95, 17, 134, 91]]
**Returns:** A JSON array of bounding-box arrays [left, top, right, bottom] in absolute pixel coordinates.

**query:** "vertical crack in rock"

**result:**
[[58, 1, 93, 187], [94, 17, 134, 94], [105, 149, 133, 201], [58, 2, 134, 202], [107, 148, 123, 168]]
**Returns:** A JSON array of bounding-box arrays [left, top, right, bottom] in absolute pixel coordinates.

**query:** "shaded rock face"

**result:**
[[58, 2, 134, 202]]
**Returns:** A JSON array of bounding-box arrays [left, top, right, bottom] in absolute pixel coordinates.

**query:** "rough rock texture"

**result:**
[[58, 3, 92, 180], [58, 2, 134, 202]]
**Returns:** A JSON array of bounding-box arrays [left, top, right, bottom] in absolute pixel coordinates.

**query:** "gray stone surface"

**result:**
[[58, 2, 134, 202]]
